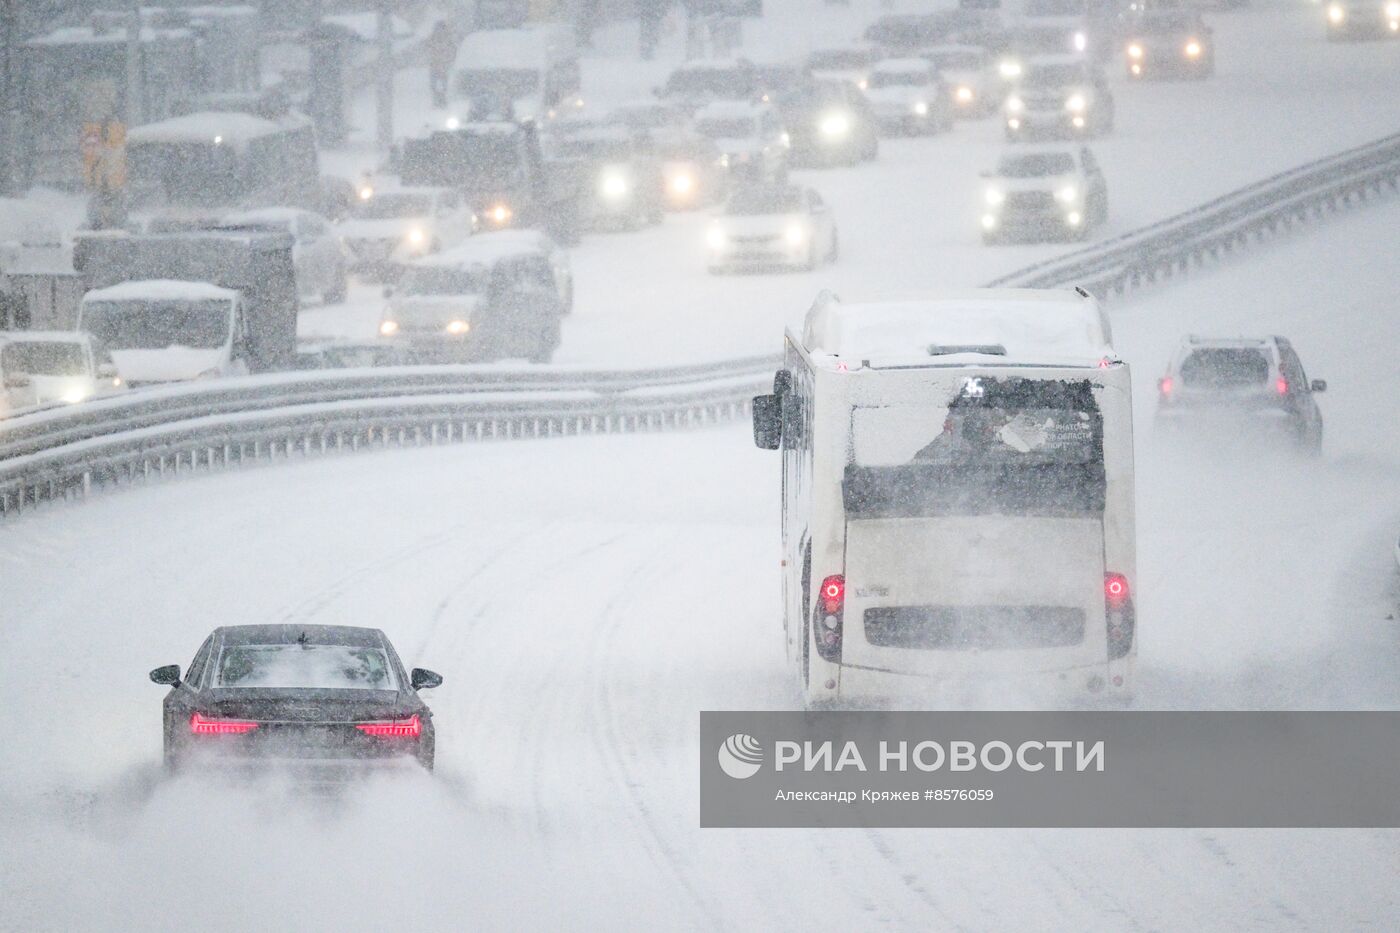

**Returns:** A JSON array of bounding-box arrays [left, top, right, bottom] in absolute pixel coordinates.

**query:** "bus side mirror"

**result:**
[[752, 394, 782, 450], [1310, 379, 1326, 393], [773, 368, 792, 396]]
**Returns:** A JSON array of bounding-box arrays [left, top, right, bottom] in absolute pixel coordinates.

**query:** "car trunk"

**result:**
[[191, 689, 419, 760]]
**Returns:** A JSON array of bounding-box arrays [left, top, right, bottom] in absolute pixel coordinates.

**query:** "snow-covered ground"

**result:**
[[3, 188, 1399, 930], [301, 0, 1400, 368]]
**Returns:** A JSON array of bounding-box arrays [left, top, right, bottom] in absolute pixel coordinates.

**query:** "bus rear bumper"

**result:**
[[815, 655, 1135, 708]]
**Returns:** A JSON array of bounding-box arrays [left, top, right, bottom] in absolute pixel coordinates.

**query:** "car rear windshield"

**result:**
[[401, 266, 490, 296], [997, 152, 1075, 177], [215, 644, 399, 690], [1178, 348, 1271, 388], [1025, 0, 1086, 15], [81, 299, 231, 351], [0, 341, 86, 376], [726, 188, 803, 215], [666, 69, 753, 98]]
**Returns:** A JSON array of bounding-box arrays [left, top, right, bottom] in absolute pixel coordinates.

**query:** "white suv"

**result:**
[[981, 145, 1108, 243]]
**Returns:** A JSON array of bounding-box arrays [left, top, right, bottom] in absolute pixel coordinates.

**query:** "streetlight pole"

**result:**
[[1, 0, 21, 195], [375, 0, 393, 154]]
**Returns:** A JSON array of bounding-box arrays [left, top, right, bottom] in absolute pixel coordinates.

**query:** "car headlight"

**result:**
[[819, 111, 851, 138], [718, 153, 730, 169], [780, 131, 791, 148], [358, 185, 374, 201], [669, 171, 695, 195], [1065, 94, 1087, 113], [955, 85, 974, 104], [1327, 2, 1344, 22], [1127, 43, 1144, 59], [981, 214, 997, 230], [60, 386, 91, 404], [706, 226, 726, 250], [599, 171, 629, 200], [1056, 185, 1079, 204], [445, 319, 470, 335], [999, 59, 1022, 79], [1074, 31, 1088, 52], [985, 187, 1005, 206], [445, 116, 461, 130], [488, 203, 512, 225], [912, 101, 929, 116], [1066, 211, 1083, 227], [857, 78, 869, 91], [1005, 95, 1024, 114], [379, 319, 399, 336], [784, 223, 808, 247], [406, 227, 427, 246], [1387, 1, 1399, 17], [1184, 40, 1202, 58]]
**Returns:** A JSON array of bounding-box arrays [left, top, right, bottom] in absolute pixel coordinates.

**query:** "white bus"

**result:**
[[753, 289, 1136, 707]]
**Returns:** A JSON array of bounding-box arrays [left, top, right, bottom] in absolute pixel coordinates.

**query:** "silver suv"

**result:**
[[1155, 336, 1327, 454]]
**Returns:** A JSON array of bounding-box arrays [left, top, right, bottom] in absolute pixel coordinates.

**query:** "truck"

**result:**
[[397, 121, 585, 245], [71, 230, 298, 383]]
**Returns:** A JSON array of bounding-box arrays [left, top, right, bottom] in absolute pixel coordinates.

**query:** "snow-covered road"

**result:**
[[3, 189, 1400, 930]]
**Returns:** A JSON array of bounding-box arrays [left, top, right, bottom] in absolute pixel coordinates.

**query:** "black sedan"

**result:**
[[150, 624, 442, 778]]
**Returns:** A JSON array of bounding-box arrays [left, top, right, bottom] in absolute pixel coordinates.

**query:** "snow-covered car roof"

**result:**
[[82, 280, 240, 303], [1021, 53, 1089, 68], [126, 111, 293, 148], [921, 43, 988, 56], [693, 100, 771, 120], [801, 289, 1112, 362], [221, 207, 311, 227], [413, 231, 553, 269], [997, 143, 1084, 163], [873, 57, 936, 74]]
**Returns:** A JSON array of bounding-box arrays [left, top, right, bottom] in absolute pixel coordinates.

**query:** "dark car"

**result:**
[[776, 79, 879, 168], [150, 624, 443, 779], [1155, 336, 1326, 454], [545, 124, 665, 230], [1123, 11, 1215, 79]]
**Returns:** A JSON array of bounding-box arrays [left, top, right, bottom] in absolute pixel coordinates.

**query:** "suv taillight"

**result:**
[[814, 574, 845, 662], [190, 712, 258, 735], [1104, 572, 1134, 660]]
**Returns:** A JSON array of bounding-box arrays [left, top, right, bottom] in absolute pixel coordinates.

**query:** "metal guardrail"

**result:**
[[3, 128, 1399, 520]]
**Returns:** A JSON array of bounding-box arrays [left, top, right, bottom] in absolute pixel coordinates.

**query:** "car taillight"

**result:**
[[1104, 572, 1134, 660], [356, 714, 422, 738], [1275, 377, 1288, 396], [815, 574, 845, 663], [190, 712, 258, 735], [1158, 376, 1173, 397]]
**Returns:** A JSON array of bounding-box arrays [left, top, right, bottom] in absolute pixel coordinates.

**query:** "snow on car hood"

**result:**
[[717, 212, 805, 237], [109, 348, 228, 383]]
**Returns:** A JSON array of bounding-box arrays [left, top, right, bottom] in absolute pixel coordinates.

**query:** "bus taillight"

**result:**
[[815, 574, 845, 662], [1104, 572, 1134, 660]]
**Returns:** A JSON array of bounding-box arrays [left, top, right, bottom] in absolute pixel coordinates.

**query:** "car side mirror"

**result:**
[[753, 394, 782, 450], [411, 668, 443, 690], [149, 664, 181, 687], [1310, 379, 1327, 393], [3, 373, 30, 389], [96, 363, 118, 379]]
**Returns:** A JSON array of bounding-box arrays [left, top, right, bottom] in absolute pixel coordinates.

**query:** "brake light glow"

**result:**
[[356, 714, 422, 738], [1159, 376, 1173, 396], [1104, 573, 1130, 605], [1275, 377, 1288, 395], [820, 575, 845, 615], [190, 712, 258, 735]]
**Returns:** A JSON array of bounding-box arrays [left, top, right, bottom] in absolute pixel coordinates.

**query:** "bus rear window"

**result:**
[[846, 378, 1106, 517]]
